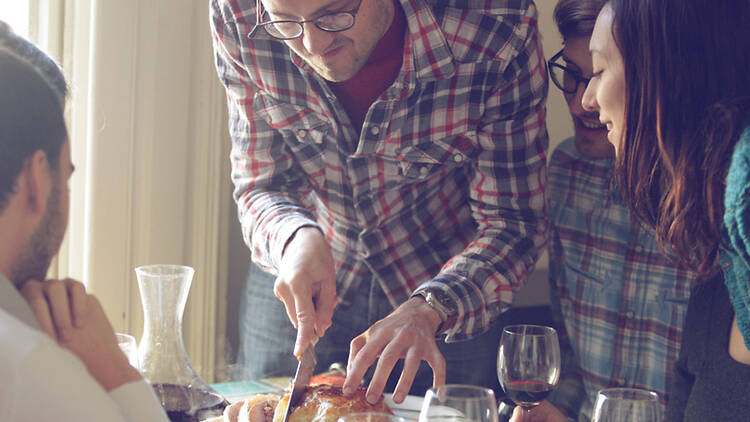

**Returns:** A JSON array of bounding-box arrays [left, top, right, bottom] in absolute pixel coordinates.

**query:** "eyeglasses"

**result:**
[[548, 49, 591, 94], [248, 0, 363, 40]]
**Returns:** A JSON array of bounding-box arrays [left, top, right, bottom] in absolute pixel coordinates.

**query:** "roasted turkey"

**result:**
[[223, 384, 392, 422]]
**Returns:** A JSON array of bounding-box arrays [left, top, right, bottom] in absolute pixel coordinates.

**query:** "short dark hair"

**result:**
[[0, 21, 68, 101], [608, 0, 750, 276], [553, 0, 606, 41], [0, 49, 68, 212]]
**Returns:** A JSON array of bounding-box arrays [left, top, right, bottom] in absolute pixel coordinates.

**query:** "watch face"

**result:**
[[431, 289, 456, 316]]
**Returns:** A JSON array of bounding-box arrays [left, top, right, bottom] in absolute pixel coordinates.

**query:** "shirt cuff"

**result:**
[[412, 273, 499, 343]]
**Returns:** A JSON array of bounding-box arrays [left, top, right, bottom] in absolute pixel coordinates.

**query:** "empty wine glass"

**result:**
[[419, 384, 499, 422], [497, 325, 560, 416], [337, 413, 407, 422], [591, 388, 661, 422]]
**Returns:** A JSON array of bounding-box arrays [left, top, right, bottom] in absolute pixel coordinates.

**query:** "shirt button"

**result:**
[[370, 126, 380, 135], [626, 311, 635, 319], [618, 378, 627, 386], [453, 153, 464, 163], [296, 129, 307, 137], [419, 166, 429, 176]]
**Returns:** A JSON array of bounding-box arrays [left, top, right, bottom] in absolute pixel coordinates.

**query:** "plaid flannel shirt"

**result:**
[[547, 138, 695, 421], [210, 0, 548, 341]]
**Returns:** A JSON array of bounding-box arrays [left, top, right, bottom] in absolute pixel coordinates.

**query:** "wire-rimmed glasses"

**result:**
[[248, 0, 363, 40], [548, 49, 591, 94]]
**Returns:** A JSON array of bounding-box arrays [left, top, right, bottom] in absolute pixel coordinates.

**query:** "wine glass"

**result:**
[[591, 388, 661, 422], [418, 384, 499, 422], [337, 413, 407, 422], [497, 325, 560, 416]]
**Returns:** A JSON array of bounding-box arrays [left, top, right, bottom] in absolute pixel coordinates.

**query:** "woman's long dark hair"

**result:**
[[608, 0, 750, 277]]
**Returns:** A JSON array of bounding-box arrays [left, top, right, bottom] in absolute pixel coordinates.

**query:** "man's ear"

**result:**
[[19, 150, 53, 215]]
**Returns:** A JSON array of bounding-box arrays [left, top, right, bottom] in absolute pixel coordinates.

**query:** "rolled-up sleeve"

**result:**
[[210, 0, 321, 272], [415, 5, 548, 341]]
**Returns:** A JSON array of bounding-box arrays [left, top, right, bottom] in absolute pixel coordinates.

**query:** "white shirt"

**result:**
[[0, 275, 169, 421]]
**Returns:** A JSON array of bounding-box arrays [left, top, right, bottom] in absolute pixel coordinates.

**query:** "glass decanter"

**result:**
[[135, 264, 228, 422]]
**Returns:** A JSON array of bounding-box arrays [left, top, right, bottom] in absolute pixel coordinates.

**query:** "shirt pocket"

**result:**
[[253, 92, 331, 188], [394, 134, 475, 182]]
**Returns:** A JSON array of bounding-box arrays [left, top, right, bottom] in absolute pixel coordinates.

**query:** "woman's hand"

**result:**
[[509, 400, 569, 422]]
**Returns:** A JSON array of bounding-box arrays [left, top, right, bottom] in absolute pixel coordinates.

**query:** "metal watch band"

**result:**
[[414, 288, 457, 334]]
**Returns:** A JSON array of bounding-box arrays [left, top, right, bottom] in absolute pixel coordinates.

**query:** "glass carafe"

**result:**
[[135, 264, 228, 422]]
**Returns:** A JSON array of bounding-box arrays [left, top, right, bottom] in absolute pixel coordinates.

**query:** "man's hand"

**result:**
[[20, 279, 141, 391], [20, 278, 87, 341], [343, 297, 446, 405], [509, 400, 569, 422], [274, 227, 337, 357]]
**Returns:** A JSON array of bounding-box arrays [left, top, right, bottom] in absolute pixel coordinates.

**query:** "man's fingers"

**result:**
[[20, 280, 56, 338], [344, 334, 384, 396], [293, 294, 317, 357], [392, 348, 421, 403], [427, 348, 446, 389], [314, 279, 336, 337], [274, 279, 298, 329], [65, 279, 88, 328], [42, 280, 74, 341], [366, 340, 404, 404], [346, 335, 366, 382]]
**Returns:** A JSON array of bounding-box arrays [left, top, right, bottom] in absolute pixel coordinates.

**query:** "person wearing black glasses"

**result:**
[[508, 0, 697, 421], [210, 0, 549, 404]]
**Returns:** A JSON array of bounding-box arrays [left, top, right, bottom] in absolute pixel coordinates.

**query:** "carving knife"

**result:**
[[281, 340, 317, 422]]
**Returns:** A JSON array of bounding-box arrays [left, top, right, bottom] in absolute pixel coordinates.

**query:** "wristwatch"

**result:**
[[413, 288, 457, 335]]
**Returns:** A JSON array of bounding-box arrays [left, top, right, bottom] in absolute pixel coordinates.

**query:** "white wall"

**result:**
[[222, 0, 574, 366]]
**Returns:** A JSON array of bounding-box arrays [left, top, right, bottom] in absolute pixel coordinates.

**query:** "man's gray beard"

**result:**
[[11, 182, 65, 286]]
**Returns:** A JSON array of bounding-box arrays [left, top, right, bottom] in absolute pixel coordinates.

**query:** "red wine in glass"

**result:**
[[497, 325, 561, 414], [504, 380, 555, 408]]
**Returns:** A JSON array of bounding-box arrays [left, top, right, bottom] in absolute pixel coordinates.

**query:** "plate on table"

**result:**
[[384, 393, 422, 421], [385, 393, 465, 421]]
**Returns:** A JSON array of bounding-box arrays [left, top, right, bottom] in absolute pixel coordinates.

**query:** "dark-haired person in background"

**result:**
[[509, 1, 697, 420], [0, 23, 168, 421], [581, 0, 750, 420]]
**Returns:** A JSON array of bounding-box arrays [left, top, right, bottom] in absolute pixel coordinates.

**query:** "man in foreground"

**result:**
[[0, 25, 168, 420]]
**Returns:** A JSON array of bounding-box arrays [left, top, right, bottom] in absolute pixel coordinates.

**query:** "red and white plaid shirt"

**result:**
[[210, 0, 548, 341]]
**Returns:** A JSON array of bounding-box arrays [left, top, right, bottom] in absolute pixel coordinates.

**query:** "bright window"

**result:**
[[0, 2, 30, 38]]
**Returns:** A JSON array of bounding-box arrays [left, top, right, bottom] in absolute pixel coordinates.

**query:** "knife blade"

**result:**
[[281, 341, 317, 422]]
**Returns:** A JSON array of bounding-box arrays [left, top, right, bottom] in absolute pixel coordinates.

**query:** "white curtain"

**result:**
[[34, 0, 231, 383]]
